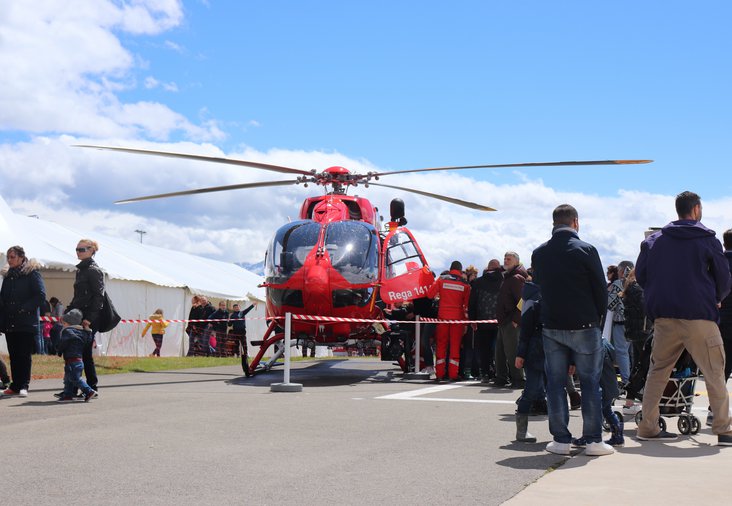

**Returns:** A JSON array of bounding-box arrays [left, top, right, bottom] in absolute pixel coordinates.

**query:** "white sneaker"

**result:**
[[18, 389, 28, 397], [622, 404, 641, 416], [546, 441, 571, 455], [585, 441, 615, 456]]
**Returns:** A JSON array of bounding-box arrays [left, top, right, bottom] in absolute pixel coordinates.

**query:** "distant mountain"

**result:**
[[236, 260, 265, 276]]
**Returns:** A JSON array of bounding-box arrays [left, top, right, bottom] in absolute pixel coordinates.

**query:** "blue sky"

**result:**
[[114, 1, 731, 197], [1, 1, 731, 270]]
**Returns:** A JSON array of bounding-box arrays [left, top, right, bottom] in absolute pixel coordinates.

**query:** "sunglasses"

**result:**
[[76, 247, 91, 253]]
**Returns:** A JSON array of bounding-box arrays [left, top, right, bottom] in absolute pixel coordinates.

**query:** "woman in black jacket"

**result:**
[[0, 245, 46, 397], [65, 239, 104, 393]]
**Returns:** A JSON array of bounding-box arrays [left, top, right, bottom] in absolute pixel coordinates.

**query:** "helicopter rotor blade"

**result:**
[[367, 182, 496, 212], [75, 144, 313, 176], [373, 159, 653, 177], [115, 180, 299, 204]]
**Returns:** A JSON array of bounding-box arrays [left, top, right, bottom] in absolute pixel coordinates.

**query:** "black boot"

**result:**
[[515, 413, 537, 443], [243, 355, 252, 377]]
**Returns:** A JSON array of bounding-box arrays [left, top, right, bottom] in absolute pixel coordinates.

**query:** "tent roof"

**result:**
[[0, 196, 265, 301]]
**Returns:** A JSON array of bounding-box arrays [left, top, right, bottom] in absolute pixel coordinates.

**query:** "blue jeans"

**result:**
[[35, 328, 46, 355], [516, 366, 546, 414], [63, 361, 93, 397], [543, 327, 603, 444], [611, 323, 631, 383]]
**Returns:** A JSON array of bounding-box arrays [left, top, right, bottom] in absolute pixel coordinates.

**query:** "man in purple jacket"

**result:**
[[636, 191, 732, 445]]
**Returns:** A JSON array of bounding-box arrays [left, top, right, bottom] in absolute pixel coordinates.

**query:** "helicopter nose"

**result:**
[[304, 264, 330, 313]]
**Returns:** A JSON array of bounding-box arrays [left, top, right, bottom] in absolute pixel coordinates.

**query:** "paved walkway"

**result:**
[[505, 377, 732, 504], [1, 360, 730, 504]]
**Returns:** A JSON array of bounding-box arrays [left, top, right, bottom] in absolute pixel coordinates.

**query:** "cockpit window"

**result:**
[[265, 220, 321, 284], [385, 231, 423, 279], [324, 221, 379, 284]]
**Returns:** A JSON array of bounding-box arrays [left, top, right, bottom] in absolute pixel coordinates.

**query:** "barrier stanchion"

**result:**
[[403, 315, 429, 380], [270, 312, 303, 392]]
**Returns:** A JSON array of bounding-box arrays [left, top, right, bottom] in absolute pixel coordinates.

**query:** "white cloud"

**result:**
[[162, 82, 179, 92], [0, 0, 216, 141], [164, 40, 183, 53], [144, 77, 160, 89]]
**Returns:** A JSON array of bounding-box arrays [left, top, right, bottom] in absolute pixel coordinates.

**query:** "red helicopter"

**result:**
[[78, 145, 651, 375]]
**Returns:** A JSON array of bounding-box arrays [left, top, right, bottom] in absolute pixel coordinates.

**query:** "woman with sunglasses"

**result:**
[[0, 245, 47, 397], [63, 239, 104, 396]]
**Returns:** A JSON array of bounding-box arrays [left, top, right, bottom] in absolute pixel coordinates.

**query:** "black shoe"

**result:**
[[53, 391, 65, 399], [718, 434, 732, 446], [637, 430, 678, 441], [491, 378, 509, 387]]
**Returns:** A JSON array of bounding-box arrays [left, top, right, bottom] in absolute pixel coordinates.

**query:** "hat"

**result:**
[[63, 309, 83, 326]]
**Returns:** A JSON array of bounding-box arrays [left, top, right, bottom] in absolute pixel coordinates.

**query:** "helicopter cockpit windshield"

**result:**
[[323, 221, 379, 284], [265, 220, 321, 284], [384, 230, 423, 278]]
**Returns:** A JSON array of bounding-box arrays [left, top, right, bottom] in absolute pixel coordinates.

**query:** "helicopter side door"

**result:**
[[379, 227, 435, 305]]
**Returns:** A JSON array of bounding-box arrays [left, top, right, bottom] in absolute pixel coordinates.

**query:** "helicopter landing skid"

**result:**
[[246, 320, 284, 377], [260, 343, 286, 372]]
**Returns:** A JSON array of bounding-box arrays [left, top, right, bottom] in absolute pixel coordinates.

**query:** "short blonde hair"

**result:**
[[78, 238, 99, 253]]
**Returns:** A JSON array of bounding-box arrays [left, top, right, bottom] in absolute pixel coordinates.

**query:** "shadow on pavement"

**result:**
[[229, 359, 403, 388]]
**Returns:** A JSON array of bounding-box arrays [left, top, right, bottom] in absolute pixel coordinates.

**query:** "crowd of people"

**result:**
[[392, 191, 732, 453], [185, 296, 254, 359]]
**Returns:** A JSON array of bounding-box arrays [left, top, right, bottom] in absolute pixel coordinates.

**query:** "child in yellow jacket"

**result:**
[[141, 309, 168, 357]]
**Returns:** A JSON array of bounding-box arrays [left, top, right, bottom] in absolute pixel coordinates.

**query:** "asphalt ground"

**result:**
[[1, 358, 730, 505]]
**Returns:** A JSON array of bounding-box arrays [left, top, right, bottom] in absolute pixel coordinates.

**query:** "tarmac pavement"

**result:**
[[1, 358, 730, 505]]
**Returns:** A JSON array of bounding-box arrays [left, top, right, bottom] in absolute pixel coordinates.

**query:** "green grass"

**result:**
[[0, 354, 244, 380]]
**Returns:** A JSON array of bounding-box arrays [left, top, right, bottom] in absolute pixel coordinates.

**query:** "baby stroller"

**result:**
[[633, 349, 701, 435]]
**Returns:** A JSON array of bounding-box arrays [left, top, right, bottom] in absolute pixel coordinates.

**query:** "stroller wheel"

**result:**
[[677, 416, 690, 435], [634, 411, 643, 425], [690, 416, 701, 435], [659, 417, 667, 431]]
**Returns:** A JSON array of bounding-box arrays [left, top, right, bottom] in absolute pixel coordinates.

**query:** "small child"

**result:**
[[141, 309, 168, 357], [514, 280, 545, 443], [56, 309, 97, 402]]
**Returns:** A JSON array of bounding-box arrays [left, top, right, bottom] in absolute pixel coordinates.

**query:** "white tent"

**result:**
[[0, 195, 267, 357]]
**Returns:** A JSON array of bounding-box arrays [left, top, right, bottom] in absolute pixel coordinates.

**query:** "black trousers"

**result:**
[[720, 323, 732, 382], [0, 357, 10, 384], [475, 323, 498, 377], [5, 331, 34, 391], [83, 333, 98, 390]]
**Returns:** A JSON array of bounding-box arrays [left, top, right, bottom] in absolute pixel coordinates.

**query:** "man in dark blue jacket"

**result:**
[[532, 204, 612, 456], [717, 228, 732, 383], [636, 191, 732, 445]]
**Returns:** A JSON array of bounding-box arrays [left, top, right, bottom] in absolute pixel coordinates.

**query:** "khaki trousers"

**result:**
[[638, 318, 732, 437]]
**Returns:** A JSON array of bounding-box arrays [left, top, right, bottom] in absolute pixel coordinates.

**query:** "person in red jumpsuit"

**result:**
[[428, 261, 471, 380]]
